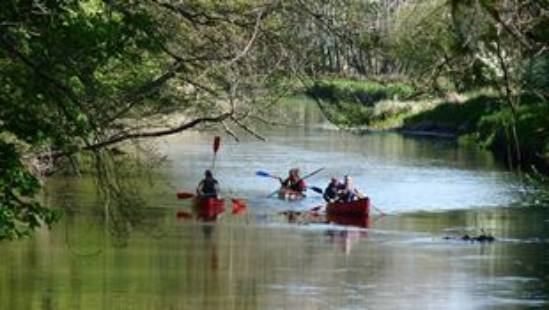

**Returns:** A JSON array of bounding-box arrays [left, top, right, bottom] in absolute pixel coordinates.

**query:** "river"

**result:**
[[1, 101, 549, 309]]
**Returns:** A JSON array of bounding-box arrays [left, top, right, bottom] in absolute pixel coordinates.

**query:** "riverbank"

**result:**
[[303, 78, 549, 175]]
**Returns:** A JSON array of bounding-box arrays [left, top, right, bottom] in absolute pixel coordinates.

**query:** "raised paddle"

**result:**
[[211, 136, 221, 168]]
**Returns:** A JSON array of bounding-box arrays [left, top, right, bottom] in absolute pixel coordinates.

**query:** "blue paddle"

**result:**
[[255, 170, 280, 179]]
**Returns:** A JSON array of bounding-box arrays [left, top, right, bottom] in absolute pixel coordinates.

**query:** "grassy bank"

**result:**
[[304, 79, 549, 174], [304, 78, 417, 127]]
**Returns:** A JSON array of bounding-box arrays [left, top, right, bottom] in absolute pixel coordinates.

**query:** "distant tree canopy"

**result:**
[[1, 0, 548, 240]]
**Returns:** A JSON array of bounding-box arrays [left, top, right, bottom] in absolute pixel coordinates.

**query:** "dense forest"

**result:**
[[1, 0, 548, 239]]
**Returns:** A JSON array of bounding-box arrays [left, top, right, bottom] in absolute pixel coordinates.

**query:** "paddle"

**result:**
[[231, 198, 247, 214], [371, 203, 386, 216], [309, 205, 323, 216], [308, 186, 323, 194], [255, 170, 281, 180], [176, 191, 195, 199], [300, 167, 325, 181], [211, 136, 221, 168], [176, 210, 193, 219], [259, 168, 325, 197]]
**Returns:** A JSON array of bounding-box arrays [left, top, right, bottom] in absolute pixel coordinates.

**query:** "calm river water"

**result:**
[[2, 102, 549, 309]]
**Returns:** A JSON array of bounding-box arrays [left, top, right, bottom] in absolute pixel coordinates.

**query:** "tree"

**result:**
[[0, 0, 296, 240]]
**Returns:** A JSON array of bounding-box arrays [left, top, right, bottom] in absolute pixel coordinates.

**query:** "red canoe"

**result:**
[[327, 214, 370, 228], [192, 197, 225, 219], [326, 198, 370, 217]]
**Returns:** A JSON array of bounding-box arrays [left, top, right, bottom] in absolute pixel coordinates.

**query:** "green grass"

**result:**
[[305, 78, 416, 107], [300, 76, 549, 172]]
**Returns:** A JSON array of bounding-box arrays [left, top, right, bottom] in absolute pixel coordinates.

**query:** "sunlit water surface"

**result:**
[[2, 103, 549, 309]]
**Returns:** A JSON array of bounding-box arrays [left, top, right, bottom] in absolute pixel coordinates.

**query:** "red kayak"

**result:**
[[326, 198, 370, 217], [192, 197, 225, 219], [277, 188, 305, 201]]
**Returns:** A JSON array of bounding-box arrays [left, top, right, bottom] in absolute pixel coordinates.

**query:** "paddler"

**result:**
[[196, 169, 220, 198], [338, 175, 363, 202], [323, 177, 342, 203], [280, 168, 307, 194]]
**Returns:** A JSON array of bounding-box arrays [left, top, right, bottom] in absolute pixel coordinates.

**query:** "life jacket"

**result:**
[[200, 178, 218, 195], [289, 179, 306, 192]]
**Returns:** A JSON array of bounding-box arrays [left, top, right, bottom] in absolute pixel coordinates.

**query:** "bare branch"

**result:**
[[228, 9, 264, 65], [230, 116, 266, 141], [221, 121, 240, 141]]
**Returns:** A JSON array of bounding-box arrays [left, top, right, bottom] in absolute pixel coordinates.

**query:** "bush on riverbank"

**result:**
[[303, 78, 418, 128], [305, 78, 416, 106], [473, 103, 549, 172], [303, 78, 549, 173]]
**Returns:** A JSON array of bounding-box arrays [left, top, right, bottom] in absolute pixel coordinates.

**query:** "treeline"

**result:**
[[300, 0, 548, 173]]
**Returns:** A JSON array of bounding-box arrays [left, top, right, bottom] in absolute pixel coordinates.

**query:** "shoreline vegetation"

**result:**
[[301, 78, 549, 175]]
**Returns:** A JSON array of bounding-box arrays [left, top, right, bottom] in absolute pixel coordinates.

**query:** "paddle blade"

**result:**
[[232, 198, 247, 214], [176, 191, 194, 199], [255, 170, 271, 177], [309, 186, 323, 194], [176, 211, 193, 219], [309, 205, 322, 212], [213, 136, 221, 153], [309, 205, 323, 217]]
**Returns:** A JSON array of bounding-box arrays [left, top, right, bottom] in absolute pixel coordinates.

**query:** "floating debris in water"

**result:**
[[443, 228, 495, 242], [443, 234, 495, 243]]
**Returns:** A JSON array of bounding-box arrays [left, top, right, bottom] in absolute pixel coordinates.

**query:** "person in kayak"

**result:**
[[280, 168, 307, 194], [338, 175, 363, 202], [196, 169, 220, 198], [323, 177, 342, 203]]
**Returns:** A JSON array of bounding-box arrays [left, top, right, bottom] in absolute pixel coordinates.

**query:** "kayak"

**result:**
[[192, 197, 225, 219], [326, 198, 370, 216], [277, 188, 305, 201], [327, 214, 370, 228]]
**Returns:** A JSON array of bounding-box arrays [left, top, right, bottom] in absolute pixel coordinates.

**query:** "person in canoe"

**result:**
[[323, 177, 342, 203], [196, 169, 220, 198], [338, 175, 363, 203], [279, 168, 307, 196]]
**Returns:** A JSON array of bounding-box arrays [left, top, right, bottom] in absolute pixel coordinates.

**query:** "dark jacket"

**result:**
[[323, 183, 339, 202], [198, 178, 219, 197]]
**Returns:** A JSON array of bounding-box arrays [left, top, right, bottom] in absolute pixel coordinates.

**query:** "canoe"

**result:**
[[192, 197, 225, 219], [277, 188, 305, 201], [326, 198, 370, 216], [327, 214, 370, 228]]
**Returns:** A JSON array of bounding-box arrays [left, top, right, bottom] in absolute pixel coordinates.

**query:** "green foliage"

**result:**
[[0, 141, 59, 240], [306, 79, 415, 106], [476, 103, 549, 168], [403, 95, 502, 133], [400, 93, 549, 172], [304, 78, 414, 127], [0, 0, 169, 239], [0, 0, 166, 150], [524, 54, 549, 95]]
